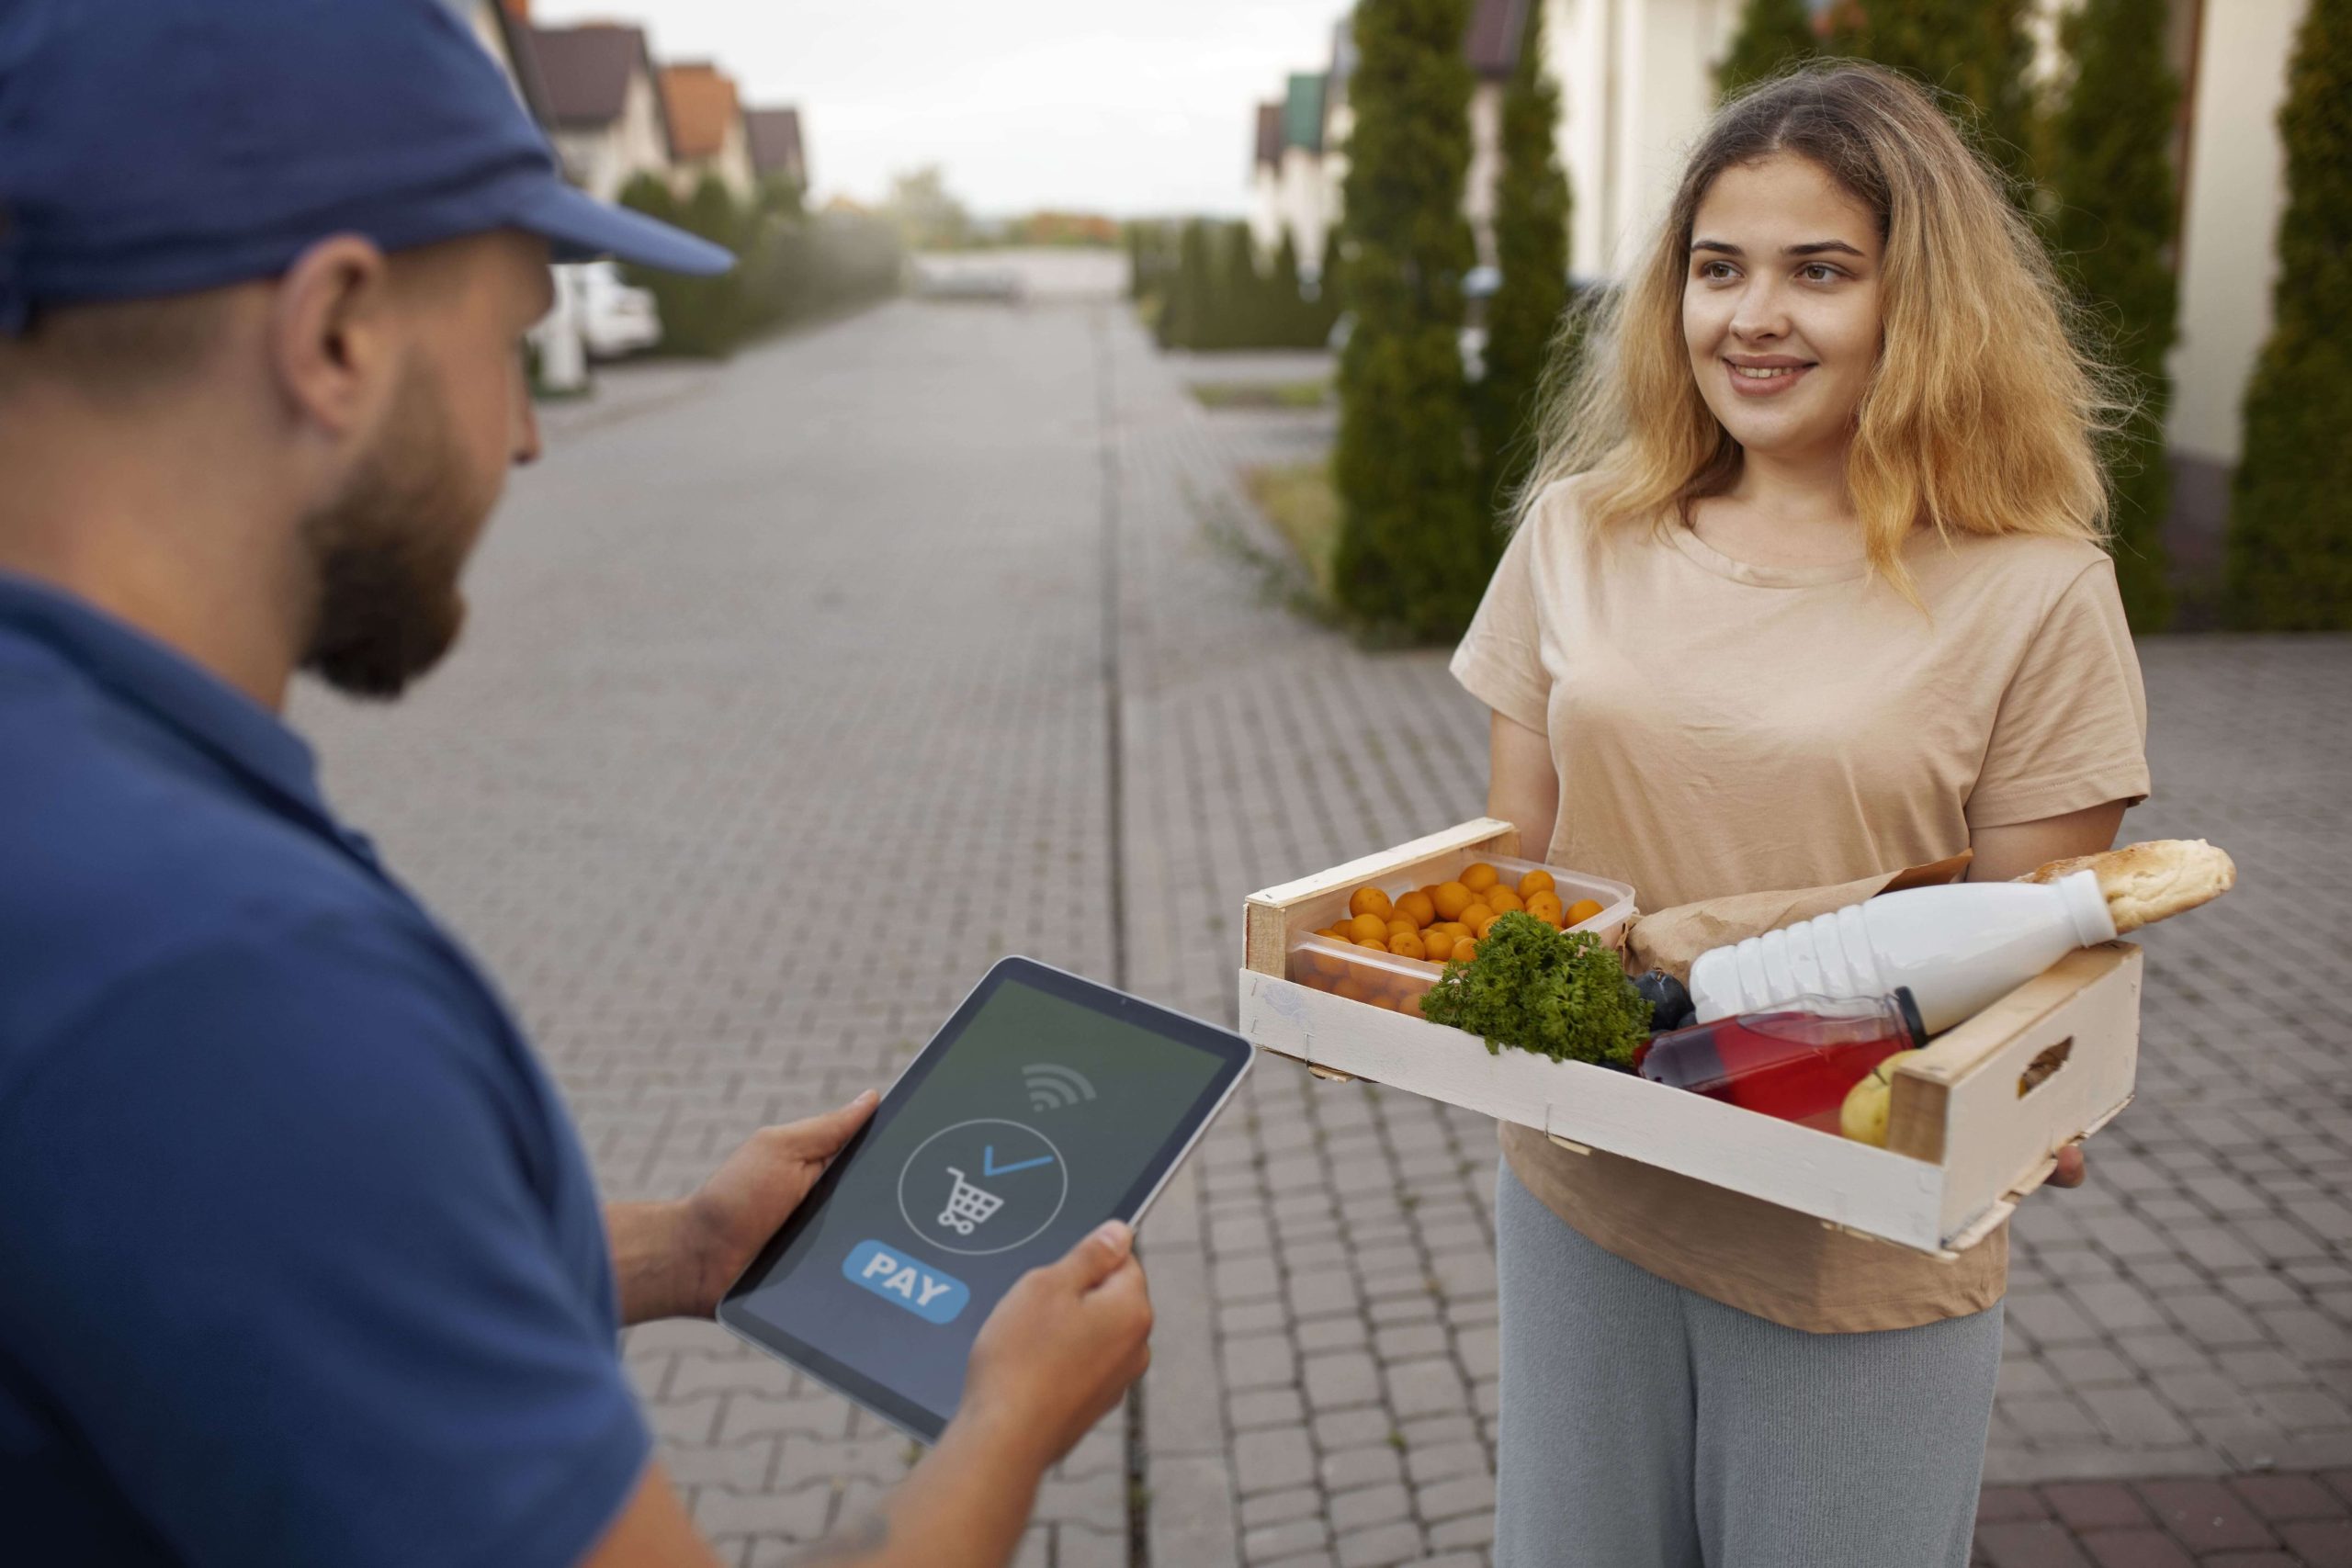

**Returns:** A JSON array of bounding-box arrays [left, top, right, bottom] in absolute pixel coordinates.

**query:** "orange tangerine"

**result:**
[[1485, 886, 1525, 915], [1472, 911, 1503, 939], [1396, 890, 1437, 929], [1566, 897, 1604, 926], [1461, 863, 1500, 894], [1518, 869, 1556, 899], [1525, 891, 1566, 927], [1347, 912, 1389, 943], [1431, 934, 1471, 963], [1348, 886, 1394, 920], [1460, 902, 1494, 931], [1334, 977, 1368, 1001], [1356, 938, 1390, 952], [1432, 881, 1475, 920], [1387, 931, 1426, 960], [1387, 918, 1419, 939]]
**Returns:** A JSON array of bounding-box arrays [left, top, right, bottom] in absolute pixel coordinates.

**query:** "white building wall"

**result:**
[[1464, 81, 1505, 268], [1250, 166, 1285, 259], [1278, 147, 1329, 265], [2167, 0, 2308, 464]]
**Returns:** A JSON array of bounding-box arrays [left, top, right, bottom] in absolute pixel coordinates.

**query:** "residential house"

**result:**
[[745, 107, 808, 194], [1274, 73, 1330, 267], [1463, 0, 1537, 267], [525, 22, 674, 203], [661, 62, 756, 202], [1249, 102, 1285, 259]]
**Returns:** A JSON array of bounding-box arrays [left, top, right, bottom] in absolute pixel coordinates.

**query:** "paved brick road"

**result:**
[[295, 265, 2350, 1566]]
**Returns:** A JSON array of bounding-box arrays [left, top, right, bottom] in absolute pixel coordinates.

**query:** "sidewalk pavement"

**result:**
[[296, 274, 2351, 1567]]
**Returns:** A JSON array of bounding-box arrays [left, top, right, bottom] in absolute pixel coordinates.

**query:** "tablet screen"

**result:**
[[719, 959, 1248, 1438]]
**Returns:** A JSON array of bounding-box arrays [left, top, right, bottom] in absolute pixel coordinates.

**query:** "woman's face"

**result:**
[[1682, 153, 1884, 467]]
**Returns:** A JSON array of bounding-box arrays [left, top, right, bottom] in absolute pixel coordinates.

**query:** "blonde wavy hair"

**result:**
[[1525, 62, 2121, 594]]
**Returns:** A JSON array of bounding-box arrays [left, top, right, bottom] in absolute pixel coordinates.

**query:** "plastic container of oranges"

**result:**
[[1284, 852, 1634, 1014]]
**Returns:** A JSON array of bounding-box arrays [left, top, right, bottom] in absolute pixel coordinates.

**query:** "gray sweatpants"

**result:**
[[1494, 1159, 2001, 1567]]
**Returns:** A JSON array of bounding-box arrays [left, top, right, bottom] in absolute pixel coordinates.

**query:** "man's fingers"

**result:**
[[1057, 1219, 1134, 1288], [2050, 1143, 2089, 1189]]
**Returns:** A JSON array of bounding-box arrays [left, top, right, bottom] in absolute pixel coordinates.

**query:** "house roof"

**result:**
[[745, 107, 806, 182], [1254, 102, 1283, 169], [525, 23, 655, 130], [1282, 73, 1325, 153], [1464, 0, 1531, 79], [660, 62, 741, 162]]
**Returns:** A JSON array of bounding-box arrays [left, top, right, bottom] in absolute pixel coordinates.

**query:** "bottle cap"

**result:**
[[1893, 987, 1928, 1046]]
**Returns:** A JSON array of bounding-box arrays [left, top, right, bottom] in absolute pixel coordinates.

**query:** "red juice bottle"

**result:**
[[1636, 990, 1927, 1132]]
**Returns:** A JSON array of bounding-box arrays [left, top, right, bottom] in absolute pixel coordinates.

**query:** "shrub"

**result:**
[[2226, 0, 2352, 628], [1332, 0, 1487, 640], [1476, 0, 1571, 535], [1717, 0, 1820, 99], [2044, 0, 2181, 630]]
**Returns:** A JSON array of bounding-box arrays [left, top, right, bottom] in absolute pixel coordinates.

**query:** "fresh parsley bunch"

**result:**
[[1418, 912, 1651, 1067]]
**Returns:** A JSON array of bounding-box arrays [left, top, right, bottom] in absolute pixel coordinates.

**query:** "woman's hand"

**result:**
[[2050, 1143, 2088, 1189]]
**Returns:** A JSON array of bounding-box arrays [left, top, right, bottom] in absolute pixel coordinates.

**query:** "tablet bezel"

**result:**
[[714, 955, 1253, 1443]]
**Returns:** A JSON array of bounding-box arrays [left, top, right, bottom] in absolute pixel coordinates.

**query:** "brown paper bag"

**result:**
[[1622, 850, 1974, 981]]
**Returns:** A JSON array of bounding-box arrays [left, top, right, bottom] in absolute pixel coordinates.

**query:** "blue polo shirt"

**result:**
[[0, 575, 650, 1566]]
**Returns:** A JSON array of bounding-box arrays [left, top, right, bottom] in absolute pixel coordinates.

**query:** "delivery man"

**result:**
[[0, 3, 1150, 1564]]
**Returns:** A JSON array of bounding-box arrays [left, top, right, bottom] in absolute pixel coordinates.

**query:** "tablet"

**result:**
[[717, 956, 1253, 1442]]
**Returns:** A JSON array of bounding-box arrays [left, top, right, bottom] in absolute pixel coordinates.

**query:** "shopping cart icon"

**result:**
[[937, 1168, 1005, 1236]]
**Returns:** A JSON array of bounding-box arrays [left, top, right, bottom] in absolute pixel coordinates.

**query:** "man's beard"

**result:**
[[298, 367, 481, 699]]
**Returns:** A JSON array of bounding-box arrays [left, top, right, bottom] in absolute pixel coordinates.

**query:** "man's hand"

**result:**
[[956, 1220, 1154, 1474], [608, 1090, 877, 1325]]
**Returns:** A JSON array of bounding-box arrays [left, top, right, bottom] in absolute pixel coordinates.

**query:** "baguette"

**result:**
[[2016, 839, 2235, 933]]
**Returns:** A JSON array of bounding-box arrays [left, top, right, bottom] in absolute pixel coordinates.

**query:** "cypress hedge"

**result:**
[[2226, 0, 2352, 629], [1332, 0, 1487, 639], [1717, 0, 1820, 99], [2045, 0, 2181, 631], [1475, 0, 1570, 534], [1837, 0, 2036, 187]]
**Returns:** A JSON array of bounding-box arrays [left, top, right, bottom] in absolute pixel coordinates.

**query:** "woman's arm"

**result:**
[[1964, 800, 2131, 884], [1487, 710, 1559, 857]]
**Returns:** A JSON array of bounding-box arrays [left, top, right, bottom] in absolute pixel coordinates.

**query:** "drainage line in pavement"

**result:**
[[1092, 305, 1149, 1568]]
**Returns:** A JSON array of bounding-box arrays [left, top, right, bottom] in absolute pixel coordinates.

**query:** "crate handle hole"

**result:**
[[2018, 1036, 2073, 1099]]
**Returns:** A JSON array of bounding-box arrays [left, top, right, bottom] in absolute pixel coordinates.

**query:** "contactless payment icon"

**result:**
[[896, 1118, 1069, 1258]]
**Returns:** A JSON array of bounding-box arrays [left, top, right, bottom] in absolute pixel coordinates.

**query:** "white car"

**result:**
[[571, 260, 661, 359]]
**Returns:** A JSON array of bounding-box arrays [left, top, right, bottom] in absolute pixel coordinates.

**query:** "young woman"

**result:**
[[1451, 64, 2149, 1567]]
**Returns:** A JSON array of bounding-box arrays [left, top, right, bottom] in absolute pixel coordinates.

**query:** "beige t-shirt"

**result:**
[[1451, 479, 2150, 1333]]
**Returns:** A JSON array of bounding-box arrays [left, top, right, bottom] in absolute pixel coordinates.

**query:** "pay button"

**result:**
[[842, 1239, 969, 1325]]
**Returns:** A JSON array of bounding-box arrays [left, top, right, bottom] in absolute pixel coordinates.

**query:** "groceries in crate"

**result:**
[[1317, 863, 1606, 964], [1635, 991, 1928, 1133], [1416, 913, 1652, 1067], [1839, 1048, 1928, 1146], [1686, 839, 2236, 1034]]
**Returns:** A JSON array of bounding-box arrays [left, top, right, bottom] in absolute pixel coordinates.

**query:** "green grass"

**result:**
[[1188, 378, 1331, 411], [1243, 458, 1340, 604]]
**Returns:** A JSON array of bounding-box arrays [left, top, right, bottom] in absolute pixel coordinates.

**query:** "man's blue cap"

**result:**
[[0, 0, 732, 335]]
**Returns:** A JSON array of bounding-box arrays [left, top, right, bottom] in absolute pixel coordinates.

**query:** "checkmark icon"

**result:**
[[982, 1145, 1056, 1178]]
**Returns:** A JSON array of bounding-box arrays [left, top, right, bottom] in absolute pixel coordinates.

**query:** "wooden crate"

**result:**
[[1239, 818, 2142, 1257]]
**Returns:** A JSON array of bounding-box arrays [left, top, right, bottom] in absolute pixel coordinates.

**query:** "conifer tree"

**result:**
[[2226, 0, 2352, 628], [2045, 0, 2179, 629], [1838, 0, 2036, 187], [1718, 0, 1820, 99], [1332, 0, 1485, 638], [1476, 0, 1571, 534]]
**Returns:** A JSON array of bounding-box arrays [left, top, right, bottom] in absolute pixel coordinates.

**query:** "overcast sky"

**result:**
[[531, 0, 1345, 217]]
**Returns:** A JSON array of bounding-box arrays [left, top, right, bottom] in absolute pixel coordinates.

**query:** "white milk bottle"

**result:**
[[1686, 870, 2116, 1034]]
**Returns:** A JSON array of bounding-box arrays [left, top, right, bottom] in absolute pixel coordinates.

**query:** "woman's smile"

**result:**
[[1724, 355, 1816, 396]]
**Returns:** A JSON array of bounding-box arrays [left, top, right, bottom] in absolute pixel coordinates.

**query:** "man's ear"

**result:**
[[266, 233, 398, 438]]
